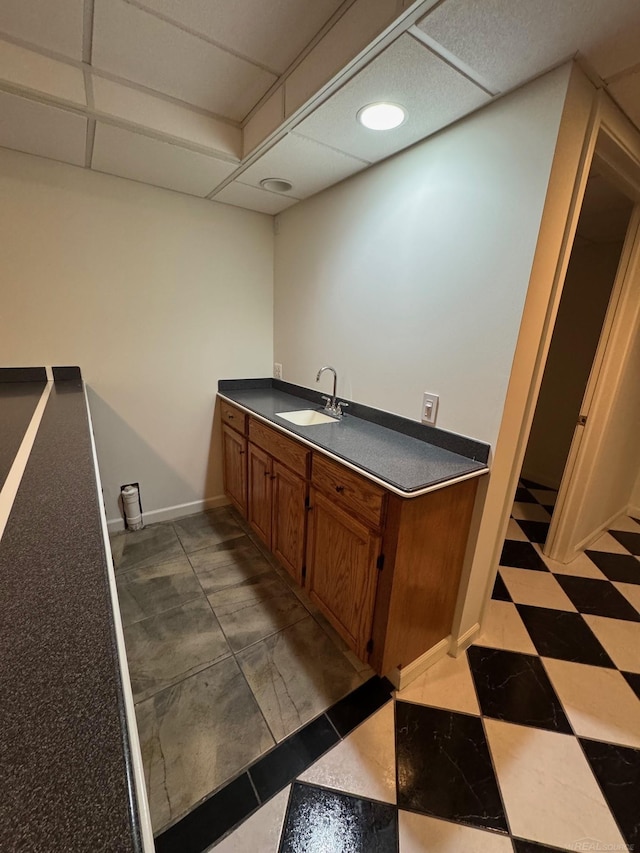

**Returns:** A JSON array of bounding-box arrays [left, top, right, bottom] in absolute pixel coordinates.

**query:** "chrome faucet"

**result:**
[[316, 366, 348, 418]]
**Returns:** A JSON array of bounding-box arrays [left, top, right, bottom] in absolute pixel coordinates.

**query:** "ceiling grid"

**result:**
[[0, 0, 639, 211]]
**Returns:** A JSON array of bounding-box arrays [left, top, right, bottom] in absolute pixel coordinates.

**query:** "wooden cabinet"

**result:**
[[246, 419, 308, 585], [220, 397, 480, 676], [306, 487, 381, 659], [222, 424, 247, 515]]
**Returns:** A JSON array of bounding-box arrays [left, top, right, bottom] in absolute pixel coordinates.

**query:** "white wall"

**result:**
[[274, 66, 572, 448], [0, 148, 274, 523], [523, 240, 625, 489]]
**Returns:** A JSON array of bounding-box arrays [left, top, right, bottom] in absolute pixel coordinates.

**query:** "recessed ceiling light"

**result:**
[[357, 102, 406, 131], [260, 178, 293, 193]]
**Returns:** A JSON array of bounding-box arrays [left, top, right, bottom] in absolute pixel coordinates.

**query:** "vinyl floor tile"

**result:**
[[622, 671, 640, 700], [396, 649, 480, 715], [491, 571, 512, 602], [212, 785, 290, 853], [515, 487, 538, 503], [511, 502, 552, 522], [124, 596, 231, 701], [395, 702, 508, 832], [516, 605, 614, 667], [279, 782, 398, 853], [515, 520, 550, 544], [585, 549, 640, 584], [207, 572, 308, 652], [155, 773, 258, 853], [111, 522, 184, 573], [506, 518, 529, 541], [173, 507, 245, 554], [479, 600, 537, 654], [583, 614, 640, 673], [500, 566, 576, 611], [500, 540, 548, 571], [467, 646, 570, 733], [555, 574, 640, 621], [399, 811, 513, 853], [543, 658, 640, 749], [534, 544, 607, 580], [614, 581, 640, 614], [116, 556, 202, 626], [527, 488, 557, 507], [135, 657, 274, 832], [236, 615, 363, 742], [190, 541, 272, 594], [588, 531, 635, 555], [484, 718, 626, 850], [581, 739, 640, 852], [327, 676, 394, 738], [300, 702, 396, 804], [249, 715, 339, 803]]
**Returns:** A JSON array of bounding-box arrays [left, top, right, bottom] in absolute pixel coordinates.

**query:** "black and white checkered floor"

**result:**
[[209, 480, 640, 852]]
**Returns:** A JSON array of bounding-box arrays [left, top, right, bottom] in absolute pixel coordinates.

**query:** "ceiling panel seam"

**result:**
[[82, 0, 95, 65], [84, 118, 96, 168], [0, 80, 240, 163], [407, 26, 499, 95], [123, 0, 282, 76]]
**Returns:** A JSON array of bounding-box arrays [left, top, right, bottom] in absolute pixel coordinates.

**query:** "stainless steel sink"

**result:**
[[276, 409, 338, 426]]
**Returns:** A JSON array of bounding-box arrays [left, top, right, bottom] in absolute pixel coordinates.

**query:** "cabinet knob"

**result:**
[[227, 414, 234, 419], [239, 450, 245, 455], [336, 485, 344, 493]]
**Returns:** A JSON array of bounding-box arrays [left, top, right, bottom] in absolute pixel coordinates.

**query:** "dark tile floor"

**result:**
[[110, 507, 371, 833]]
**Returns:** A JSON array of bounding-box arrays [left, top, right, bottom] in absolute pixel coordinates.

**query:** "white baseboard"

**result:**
[[107, 495, 230, 532], [569, 505, 631, 559], [627, 503, 640, 519], [451, 622, 481, 656], [386, 637, 451, 691]]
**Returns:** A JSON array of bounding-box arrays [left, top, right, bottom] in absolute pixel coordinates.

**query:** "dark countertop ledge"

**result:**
[[218, 379, 490, 495]]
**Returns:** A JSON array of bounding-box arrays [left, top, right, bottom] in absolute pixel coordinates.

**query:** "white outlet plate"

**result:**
[[422, 392, 439, 425], [274, 362, 283, 380]]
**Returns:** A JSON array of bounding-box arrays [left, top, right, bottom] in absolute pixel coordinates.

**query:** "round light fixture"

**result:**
[[357, 102, 406, 131], [260, 177, 293, 193]]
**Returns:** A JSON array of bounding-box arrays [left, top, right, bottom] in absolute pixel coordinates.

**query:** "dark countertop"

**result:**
[[0, 381, 45, 491], [0, 375, 143, 852], [218, 379, 490, 494]]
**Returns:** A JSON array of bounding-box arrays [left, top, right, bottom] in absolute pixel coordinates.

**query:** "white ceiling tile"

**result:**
[[0, 0, 84, 61], [609, 68, 640, 135], [285, 0, 398, 116], [243, 88, 284, 156], [92, 76, 241, 158], [297, 35, 490, 162], [417, 0, 640, 92], [0, 40, 86, 107], [238, 132, 369, 198], [92, 0, 276, 120], [91, 122, 236, 196], [132, 0, 346, 75], [213, 181, 299, 215], [0, 90, 86, 165]]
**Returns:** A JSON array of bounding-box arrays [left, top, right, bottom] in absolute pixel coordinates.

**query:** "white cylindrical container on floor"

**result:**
[[122, 485, 143, 530]]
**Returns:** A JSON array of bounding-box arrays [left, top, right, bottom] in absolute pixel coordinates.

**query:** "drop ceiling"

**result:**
[[1, 0, 640, 214]]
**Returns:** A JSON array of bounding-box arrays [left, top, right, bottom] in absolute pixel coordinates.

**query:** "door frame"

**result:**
[[545, 202, 640, 561], [455, 66, 640, 646]]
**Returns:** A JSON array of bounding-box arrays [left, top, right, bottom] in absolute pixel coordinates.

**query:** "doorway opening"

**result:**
[[516, 165, 635, 556]]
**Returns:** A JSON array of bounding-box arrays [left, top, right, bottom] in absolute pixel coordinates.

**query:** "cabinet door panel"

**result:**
[[222, 424, 247, 516], [272, 461, 306, 585], [306, 488, 380, 659], [248, 443, 272, 546]]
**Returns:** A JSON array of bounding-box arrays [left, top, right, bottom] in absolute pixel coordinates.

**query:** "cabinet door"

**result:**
[[248, 442, 272, 546], [306, 487, 380, 660], [222, 424, 247, 516], [272, 460, 307, 585]]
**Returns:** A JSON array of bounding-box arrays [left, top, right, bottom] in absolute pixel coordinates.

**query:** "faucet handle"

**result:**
[[321, 395, 332, 410], [336, 401, 349, 417]]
